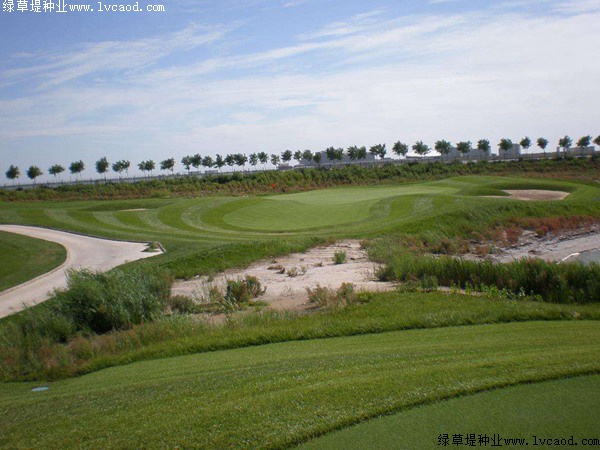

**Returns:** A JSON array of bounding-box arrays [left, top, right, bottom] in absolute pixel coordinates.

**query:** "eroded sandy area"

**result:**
[[482, 230, 600, 263], [173, 241, 395, 311]]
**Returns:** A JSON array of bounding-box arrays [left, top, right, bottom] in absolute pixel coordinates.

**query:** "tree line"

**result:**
[[4, 134, 599, 184]]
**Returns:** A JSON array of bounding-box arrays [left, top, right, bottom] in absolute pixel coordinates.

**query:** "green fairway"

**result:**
[[1, 321, 599, 448], [301, 375, 600, 449], [0, 176, 597, 278], [0, 231, 66, 292]]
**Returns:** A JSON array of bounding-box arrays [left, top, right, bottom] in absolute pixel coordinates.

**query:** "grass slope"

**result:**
[[0, 231, 66, 292], [302, 375, 600, 449], [1, 321, 599, 448]]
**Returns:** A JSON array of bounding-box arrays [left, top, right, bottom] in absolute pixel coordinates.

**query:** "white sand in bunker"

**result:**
[[173, 241, 396, 311], [486, 190, 570, 201]]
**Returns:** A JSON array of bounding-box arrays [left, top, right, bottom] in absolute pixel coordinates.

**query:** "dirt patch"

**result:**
[[172, 241, 395, 312], [486, 190, 570, 201]]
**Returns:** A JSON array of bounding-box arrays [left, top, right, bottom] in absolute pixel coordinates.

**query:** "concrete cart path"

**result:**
[[0, 225, 163, 319]]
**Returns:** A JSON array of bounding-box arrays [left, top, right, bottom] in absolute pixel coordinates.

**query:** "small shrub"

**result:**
[[287, 267, 300, 278], [333, 251, 347, 265], [306, 283, 358, 308], [168, 295, 199, 314]]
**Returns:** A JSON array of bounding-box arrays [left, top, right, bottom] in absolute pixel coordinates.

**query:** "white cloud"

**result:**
[[1, 4, 600, 181]]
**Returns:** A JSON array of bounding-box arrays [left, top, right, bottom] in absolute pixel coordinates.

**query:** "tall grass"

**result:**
[[0, 266, 173, 379], [2, 290, 599, 381], [376, 251, 600, 304]]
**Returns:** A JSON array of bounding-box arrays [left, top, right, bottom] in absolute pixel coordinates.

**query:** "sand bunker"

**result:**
[[0, 225, 163, 318], [487, 190, 570, 201], [173, 241, 395, 311]]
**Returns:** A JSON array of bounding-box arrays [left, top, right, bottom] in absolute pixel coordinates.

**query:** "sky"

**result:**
[[1, 0, 599, 183]]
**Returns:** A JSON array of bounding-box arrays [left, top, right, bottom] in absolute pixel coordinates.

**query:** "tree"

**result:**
[[477, 139, 491, 157], [313, 152, 322, 167], [69, 160, 85, 181], [270, 154, 280, 167], [537, 137, 549, 157], [347, 146, 359, 161], [225, 154, 235, 171], [412, 141, 430, 156], [520, 137, 532, 151], [434, 140, 451, 161], [181, 156, 193, 174], [577, 135, 592, 148], [456, 141, 472, 160], [234, 153, 248, 171], [293, 150, 303, 164], [357, 146, 367, 161], [160, 158, 176, 174], [325, 146, 337, 162], [281, 150, 293, 164], [558, 135, 572, 153], [191, 154, 202, 170], [26, 165, 43, 184], [48, 164, 65, 181], [95, 157, 110, 179], [6, 165, 20, 184], [138, 160, 155, 177], [594, 135, 600, 146], [249, 153, 259, 169], [369, 144, 386, 159], [120, 160, 130, 176], [498, 139, 513, 159], [215, 154, 226, 172], [201, 156, 214, 172], [258, 152, 269, 169], [302, 150, 313, 162], [393, 141, 409, 158]]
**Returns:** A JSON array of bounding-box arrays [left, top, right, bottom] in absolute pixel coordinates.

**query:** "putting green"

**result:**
[[301, 375, 600, 449], [221, 185, 463, 231]]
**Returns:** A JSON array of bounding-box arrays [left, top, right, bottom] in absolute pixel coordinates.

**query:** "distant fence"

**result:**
[[2, 148, 596, 191]]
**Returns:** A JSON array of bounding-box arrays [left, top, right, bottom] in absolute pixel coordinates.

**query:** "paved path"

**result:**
[[0, 225, 163, 318]]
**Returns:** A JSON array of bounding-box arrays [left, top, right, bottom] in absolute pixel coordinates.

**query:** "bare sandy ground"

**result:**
[[173, 241, 395, 311], [482, 230, 600, 263], [0, 225, 162, 318], [485, 190, 570, 201]]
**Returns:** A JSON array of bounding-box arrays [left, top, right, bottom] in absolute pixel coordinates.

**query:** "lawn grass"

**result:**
[[1, 321, 599, 448], [0, 176, 598, 279], [301, 374, 600, 449], [0, 231, 66, 292]]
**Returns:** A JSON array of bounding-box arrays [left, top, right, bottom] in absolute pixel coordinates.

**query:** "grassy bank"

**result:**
[[302, 374, 600, 449], [1, 321, 599, 448], [2, 290, 600, 381], [0, 231, 66, 292]]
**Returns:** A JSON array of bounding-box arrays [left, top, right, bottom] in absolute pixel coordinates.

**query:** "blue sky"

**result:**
[[1, 0, 599, 182]]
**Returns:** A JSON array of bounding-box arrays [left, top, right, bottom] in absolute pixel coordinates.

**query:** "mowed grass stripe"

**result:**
[[1, 321, 599, 449], [301, 375, 600, 449]]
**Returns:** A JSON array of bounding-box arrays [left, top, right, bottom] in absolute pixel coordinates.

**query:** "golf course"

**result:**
[[1, 173, 600, 448]]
